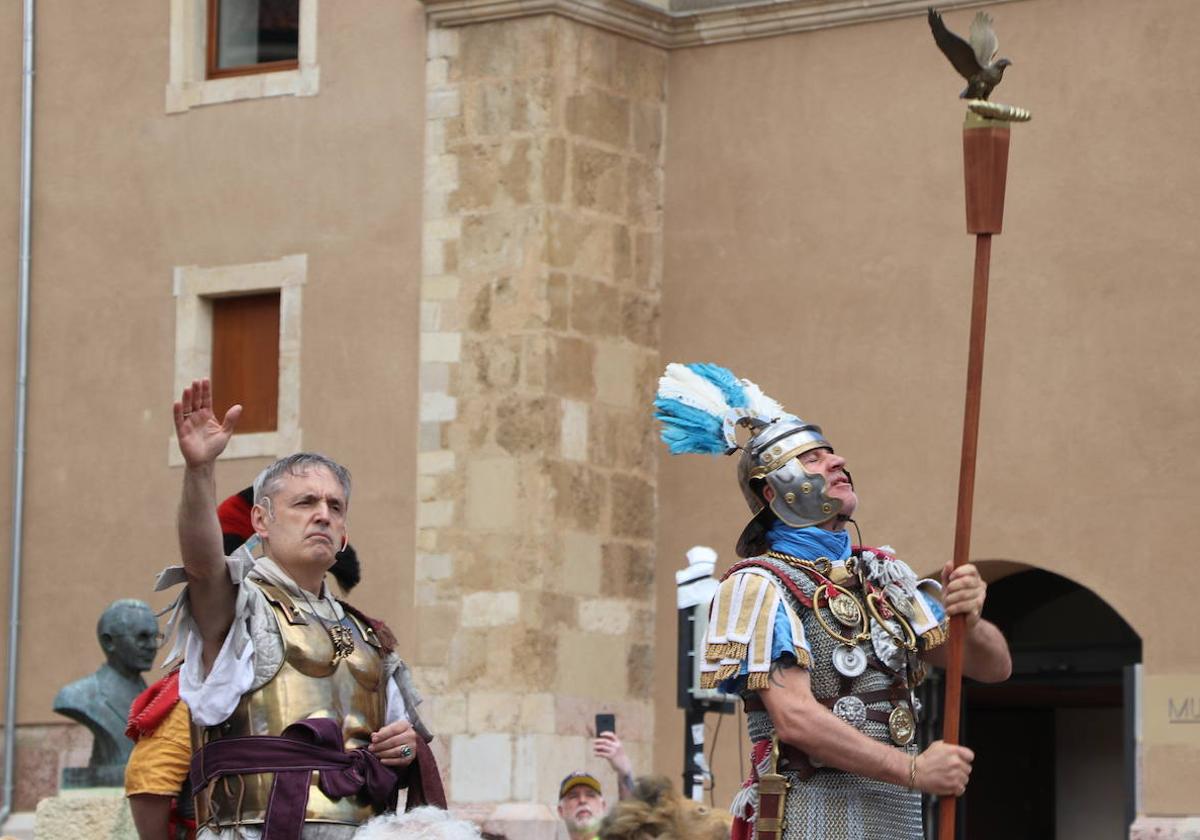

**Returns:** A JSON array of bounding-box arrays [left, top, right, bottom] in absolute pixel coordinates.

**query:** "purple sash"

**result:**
[[190, 717, 398, 839]]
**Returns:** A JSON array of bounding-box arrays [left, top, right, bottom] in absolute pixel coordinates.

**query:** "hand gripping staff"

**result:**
[[926, 7, 1031, 838]]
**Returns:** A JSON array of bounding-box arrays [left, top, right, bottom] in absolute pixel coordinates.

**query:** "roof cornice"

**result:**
[[420, 0, 1028, 49]]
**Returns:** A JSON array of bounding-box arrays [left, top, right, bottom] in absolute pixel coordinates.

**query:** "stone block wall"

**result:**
[[419, 15, 666, 810]]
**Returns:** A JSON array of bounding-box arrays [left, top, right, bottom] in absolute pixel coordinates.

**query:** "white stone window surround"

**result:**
[[166, 0, 320, 114], [169, 253, 305, 466]]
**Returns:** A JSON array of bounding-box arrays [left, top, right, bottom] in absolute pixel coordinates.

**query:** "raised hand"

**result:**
[[173, 378, 242, 468], [593, 731, 635, 799], [593, 731, 632, 776]]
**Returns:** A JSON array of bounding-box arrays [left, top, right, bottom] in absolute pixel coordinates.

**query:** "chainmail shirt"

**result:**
[[743, 555, 924, 840]]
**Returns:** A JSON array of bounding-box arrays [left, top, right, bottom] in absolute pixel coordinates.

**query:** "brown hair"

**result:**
[[597, 776, 730, 840]]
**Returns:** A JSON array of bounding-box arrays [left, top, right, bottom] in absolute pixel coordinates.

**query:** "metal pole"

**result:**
[[2, 0, 35, 825], [682, 705, 705, 798]]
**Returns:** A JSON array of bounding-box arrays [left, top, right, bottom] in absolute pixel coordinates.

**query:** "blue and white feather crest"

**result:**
[[654, 363, 785, 455]]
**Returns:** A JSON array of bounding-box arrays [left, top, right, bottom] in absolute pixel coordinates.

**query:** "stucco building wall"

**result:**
[[655, 0, 1200, 818], [0, 0, 1197, 830], [652, 0, 1200, 816], [0, 0, 426, 806]]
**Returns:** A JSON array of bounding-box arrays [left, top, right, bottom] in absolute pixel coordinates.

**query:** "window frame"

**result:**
[[167, 0, 319, 114], [170, 254, 306, 466], [205, 0, 301, 80]]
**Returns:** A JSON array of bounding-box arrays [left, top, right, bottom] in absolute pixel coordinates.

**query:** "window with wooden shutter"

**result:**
[[210, 292, 281, 434], [172, 254, 304, 465]]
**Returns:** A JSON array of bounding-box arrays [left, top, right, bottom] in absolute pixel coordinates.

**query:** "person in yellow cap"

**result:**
[[557, 772, 606, 840]]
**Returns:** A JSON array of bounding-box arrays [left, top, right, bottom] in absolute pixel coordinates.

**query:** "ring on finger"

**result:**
[[399, 744, 414, 759]]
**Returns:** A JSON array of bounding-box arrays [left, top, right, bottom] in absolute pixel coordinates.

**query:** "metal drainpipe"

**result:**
[[2, 0, 35, 825]]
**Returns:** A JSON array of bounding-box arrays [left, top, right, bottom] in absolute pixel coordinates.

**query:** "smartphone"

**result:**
[[595, 713, 615, 736]]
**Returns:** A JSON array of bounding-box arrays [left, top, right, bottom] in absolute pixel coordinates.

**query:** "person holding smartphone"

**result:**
[[557, 716, 637, 839], [593, 714, 635, 801]]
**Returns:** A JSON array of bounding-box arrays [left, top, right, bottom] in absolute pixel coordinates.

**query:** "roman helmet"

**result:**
[[734, 415, 843, 556], [654, 363, 844, 557]]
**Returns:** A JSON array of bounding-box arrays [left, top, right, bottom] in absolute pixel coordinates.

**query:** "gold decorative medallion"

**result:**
[[811, 583, 870, 646], [829, 593, 863, 628], [328, 624, 356, 665], [888, 706, 916, 746]]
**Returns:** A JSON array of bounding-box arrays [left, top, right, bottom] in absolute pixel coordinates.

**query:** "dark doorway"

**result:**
[[921, 567, 1141, 840]]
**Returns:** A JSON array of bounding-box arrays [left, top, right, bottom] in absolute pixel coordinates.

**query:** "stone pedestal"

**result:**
[[418, 12, 666, 808], [34, 788, 136, 840]]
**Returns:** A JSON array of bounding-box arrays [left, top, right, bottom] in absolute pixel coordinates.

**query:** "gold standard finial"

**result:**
[[966, 99, 1032, 123]]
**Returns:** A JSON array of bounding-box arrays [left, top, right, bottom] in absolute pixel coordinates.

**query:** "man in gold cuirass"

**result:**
[[163, 378, 439, 839]]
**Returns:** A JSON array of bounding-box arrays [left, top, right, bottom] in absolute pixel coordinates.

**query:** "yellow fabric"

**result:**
[[728, 574, 768, 642], [709, 577, 733, 644], [747, 585, 779, 675], [124, 700, 192, 797]]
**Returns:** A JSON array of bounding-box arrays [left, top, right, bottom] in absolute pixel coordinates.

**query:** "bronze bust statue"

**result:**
[[53, 599, 160, 787]]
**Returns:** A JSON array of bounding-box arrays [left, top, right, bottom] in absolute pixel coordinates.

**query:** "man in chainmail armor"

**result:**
[[654, 363, 1011, 840]]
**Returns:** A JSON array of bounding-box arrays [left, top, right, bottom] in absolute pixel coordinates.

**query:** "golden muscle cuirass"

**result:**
[[193, 580, 388, 828]]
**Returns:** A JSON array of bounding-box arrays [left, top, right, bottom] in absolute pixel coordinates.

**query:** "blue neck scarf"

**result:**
[[767, 520, 851, 561]]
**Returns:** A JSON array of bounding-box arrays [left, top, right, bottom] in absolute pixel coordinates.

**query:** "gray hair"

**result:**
[[353, 807, 482, 840], [253, 452, 352, 508]]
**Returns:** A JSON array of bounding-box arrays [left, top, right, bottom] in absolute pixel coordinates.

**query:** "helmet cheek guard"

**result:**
[[763, 460, 843, 529], [734, 415, 841, 557]]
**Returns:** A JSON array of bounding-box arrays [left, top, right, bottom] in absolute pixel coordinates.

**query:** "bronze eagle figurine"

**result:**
[[928, 8, 1012, 101]]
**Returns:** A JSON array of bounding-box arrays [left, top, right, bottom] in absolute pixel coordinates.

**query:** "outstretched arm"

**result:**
[[173, 378, 243, 671], [919, 563, 1012, 683], [593, 732, 634, 800]]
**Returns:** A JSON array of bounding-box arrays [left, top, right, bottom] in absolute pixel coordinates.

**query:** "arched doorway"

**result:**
[[918, 564, 1142, 840]]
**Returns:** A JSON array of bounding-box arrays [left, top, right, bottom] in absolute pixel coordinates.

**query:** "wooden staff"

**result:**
[[937, 108, 1012, 839]]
